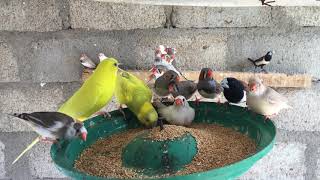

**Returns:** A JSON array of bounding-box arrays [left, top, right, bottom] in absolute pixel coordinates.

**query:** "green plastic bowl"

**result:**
[[50, 102, 276, 180]]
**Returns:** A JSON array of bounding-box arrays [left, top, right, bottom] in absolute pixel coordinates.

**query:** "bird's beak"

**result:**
[[249, 84, 257, 92], [81, 132, 87, 141], [175, 99, 183, 106]]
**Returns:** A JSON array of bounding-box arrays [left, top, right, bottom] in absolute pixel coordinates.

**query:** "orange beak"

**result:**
[[249, 84, 257, 92], [81, 132, 87, 141], [175, 98, 183, 106]]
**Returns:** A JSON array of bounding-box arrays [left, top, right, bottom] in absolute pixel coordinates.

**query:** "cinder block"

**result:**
[[0, 114, 31, 132], [26, 39, 82, 82], [0, 141, 5, 178], [172, 6, 272, 28], [240, 142, 306, 180], [69, 0, 166, 30], [0, 42, 20, 82], [0, 82, 81, 132], [0, 0, 62, 32], [272, 6, 320, 27], [8, 27, 320, 82], [28, 143, 66, 178], [274, 84, 320, 131]]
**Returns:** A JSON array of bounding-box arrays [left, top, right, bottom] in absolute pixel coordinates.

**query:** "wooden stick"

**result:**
[[81, 68, 312, 88]]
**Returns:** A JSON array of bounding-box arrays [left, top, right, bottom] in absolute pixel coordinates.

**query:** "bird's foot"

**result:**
[[195, 95, 201, 106], [95, 111, 112, 119], [40, 137, 56, 144], [157, 117, 165, 131], [264, 113, 276, 122], [261, 68, 269, 74], [216, 98, 224, 105], [118, 105, 127, 121]]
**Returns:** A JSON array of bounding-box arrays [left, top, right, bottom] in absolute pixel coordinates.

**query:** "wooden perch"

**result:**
[[81, 68, 312, 88]]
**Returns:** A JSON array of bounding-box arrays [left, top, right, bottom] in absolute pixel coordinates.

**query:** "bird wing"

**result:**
[[197, 80, 216, 93], [263, 87, 288, 105], [116, 72, 152, 104], [28, 112, 73, 130]]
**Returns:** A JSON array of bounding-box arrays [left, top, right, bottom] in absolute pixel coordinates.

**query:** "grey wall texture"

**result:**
[[0, 0, 320, 179]]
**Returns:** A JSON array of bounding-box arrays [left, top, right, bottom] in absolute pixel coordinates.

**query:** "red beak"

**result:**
[[249, 84, 257, 92], [81, 132, 87, 141], [175, 99, 183, 106]]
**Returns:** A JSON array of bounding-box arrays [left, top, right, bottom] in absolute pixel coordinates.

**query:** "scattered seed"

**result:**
[[75, 124, 256, 178]]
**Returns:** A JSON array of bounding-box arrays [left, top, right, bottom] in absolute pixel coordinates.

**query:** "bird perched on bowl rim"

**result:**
[[246, 76, 292, 120], [115, 71, 159, 127], [58, 55, 120, 121], [220, 77, 248, 104], [154, 96, 195, 126], [9, 112, 87, 164], [197, 68, 223, 104], [247, 51, 274, 73]]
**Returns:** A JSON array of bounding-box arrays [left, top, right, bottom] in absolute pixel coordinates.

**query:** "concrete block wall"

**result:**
[[0, 1, 320, 179]]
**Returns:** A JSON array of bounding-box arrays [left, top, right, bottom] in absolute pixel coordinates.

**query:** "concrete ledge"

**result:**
[[2, 27, 320, 82], [93, 0, 320, 7], [172, 7, 272, 28], [0, 0, 63, 32], [240, 142, 306, 179], [173, 6, 320, 28], [69, 0, 166, 30]]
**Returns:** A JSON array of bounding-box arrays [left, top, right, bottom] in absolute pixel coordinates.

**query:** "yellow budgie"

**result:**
[[58, 57, 119, 121], [115, 71, 158, 127]]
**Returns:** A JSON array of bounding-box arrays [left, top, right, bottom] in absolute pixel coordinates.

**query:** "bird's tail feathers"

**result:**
[[152, 100, 167, 109], [247, 58, 256, 66], [7, 113, 28, 119]]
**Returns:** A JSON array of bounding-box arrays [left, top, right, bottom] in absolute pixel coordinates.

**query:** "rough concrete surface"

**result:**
[[0, 0, 62, 32], [70, 0, 167, 30], [0, 1, 320, 179], [172, 6, 272, 28], [29, 143, 66, 178], [0, 42, 20, 82], [0, 82, 80, 114], [240, 142, 307, 180], [275, 84, 320, 131], [2, 28, 320, 83], [92, 0, 320, 7], [0, 141, 5, 178]]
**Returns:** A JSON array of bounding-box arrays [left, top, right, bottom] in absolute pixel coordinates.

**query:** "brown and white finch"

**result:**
[[246, 76, 292, 119]]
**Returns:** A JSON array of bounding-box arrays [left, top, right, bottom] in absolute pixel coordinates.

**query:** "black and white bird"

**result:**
[[247, 51, 274, 72], [11, 112, 87, 142], [220, 77, 248, 104]]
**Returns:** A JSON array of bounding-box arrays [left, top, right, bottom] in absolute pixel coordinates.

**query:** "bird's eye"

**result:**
[[183, 99, 185, 101], [114, 63, 117, 67], [76, 129, 80, 133]]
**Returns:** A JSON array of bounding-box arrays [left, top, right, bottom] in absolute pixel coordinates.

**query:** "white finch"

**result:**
[[155, 96, 195, 126], [80, 53, 97, 69], [246, 77, 292, 119]]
